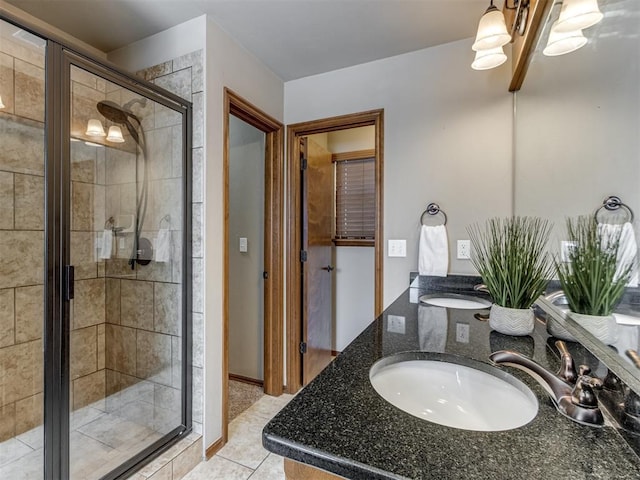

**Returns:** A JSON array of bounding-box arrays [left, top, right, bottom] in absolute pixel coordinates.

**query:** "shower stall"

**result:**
[[0, 13, 192, 480]]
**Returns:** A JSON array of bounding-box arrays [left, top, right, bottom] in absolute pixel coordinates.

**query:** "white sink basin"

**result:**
[[370, 353, 538, 431], [419, 294, 491, 310], [614, 313, 640, 326]]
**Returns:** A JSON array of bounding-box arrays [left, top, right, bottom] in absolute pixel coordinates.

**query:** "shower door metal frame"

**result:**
[[1, 11, 193, 480]]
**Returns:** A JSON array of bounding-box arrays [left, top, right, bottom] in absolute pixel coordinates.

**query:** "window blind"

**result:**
[[335, 157, 375, 241]]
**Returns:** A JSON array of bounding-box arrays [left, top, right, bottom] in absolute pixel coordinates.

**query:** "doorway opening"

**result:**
[[223, 89, 284, 442], [285, 110, 384, 393]]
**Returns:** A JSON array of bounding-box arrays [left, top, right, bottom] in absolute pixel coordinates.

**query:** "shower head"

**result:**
[[97, 100, 133, 124], [97, 100, 141, 144]]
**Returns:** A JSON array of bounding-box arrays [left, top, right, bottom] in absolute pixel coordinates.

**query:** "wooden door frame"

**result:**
[[223, 88, 284, 443], [285, 109, 384, 394]]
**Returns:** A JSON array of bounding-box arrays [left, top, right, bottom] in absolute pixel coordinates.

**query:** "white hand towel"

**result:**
[[598, 222, 638, 287], [619, 222, 638, 287], [99, 229, 113, 260], [418, 305, 449, 352], [154, 228, 172, 263], [418, 224, 449, 277]]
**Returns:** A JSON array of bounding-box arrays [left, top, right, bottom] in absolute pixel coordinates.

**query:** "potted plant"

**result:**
[[468, 217, 553, 336], [552, 216, 634, 344]]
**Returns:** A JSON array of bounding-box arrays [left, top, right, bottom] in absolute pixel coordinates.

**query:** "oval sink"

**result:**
[[370, 353, 538, 431], [419, 293, 491, 310]]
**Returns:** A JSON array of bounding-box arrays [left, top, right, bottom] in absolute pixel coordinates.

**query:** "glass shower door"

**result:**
[[0, 19, 46, 479], [68, 63, 186, 479]]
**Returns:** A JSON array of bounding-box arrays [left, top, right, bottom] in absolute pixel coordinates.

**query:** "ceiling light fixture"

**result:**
[[85, 118, 106, 137], [543, 20, 587, 56], [554, 0, 603, 33], [106, 125, 125, 143]]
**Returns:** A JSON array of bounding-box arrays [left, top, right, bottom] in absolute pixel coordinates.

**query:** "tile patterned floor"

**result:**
[[183, 393, 294, 480], [0, 390, 293, 480]]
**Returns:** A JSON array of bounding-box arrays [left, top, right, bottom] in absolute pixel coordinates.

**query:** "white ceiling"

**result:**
[[3, 0, 488, 81]]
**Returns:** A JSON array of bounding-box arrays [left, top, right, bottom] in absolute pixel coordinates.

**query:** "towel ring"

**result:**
[[420, 203, 447, 226], [594, 196, 634, 224], [159, 214, 171, 230]]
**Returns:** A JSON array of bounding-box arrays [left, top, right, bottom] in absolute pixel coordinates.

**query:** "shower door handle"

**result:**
[[65, 265, 75, 301]]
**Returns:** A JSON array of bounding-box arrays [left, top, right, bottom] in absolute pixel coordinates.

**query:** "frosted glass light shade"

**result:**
[[555, 0, 603, 33], [472, 6, 511, 51], [86, 118, 106, 137], [0, 95, 5, 109], [106, 125, 125, 143], [471, 46, 508, 70], [543, 21, 587, 56]]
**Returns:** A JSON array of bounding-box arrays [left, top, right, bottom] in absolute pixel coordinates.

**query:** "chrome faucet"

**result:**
[[490, 340, 604, 427]]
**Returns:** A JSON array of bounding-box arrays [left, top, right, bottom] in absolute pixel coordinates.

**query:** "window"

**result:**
[[334, 150, 376, 246]]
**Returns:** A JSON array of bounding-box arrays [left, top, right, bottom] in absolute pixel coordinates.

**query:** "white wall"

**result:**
[[514, 9, 640, 251], [228, 116, 265, 381], [285, 39, 513, 308], [108, 16, 206, 70], [108, 13, 284, 452], [334, 247, 375, 350]]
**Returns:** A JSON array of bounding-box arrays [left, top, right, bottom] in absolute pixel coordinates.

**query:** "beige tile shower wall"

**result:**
[[135, 50, 204, 436], [98, 51, 203, 434], [0, 36, 46, 442], [69, 67, 110, 413]]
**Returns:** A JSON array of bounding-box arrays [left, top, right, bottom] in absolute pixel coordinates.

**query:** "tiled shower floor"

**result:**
[[0, 386, 173, 479]]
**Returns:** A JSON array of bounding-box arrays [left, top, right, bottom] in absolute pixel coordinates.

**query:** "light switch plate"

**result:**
[[388, 239, 407, 257], [239, 237, 248, 253]]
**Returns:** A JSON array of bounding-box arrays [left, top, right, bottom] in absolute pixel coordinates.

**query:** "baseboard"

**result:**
[[205, 437, 224, 459], [229, 373, 264, 387]]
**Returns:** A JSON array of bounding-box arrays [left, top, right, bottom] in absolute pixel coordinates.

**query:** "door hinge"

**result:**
[[299, 342, 307, 354], [301, 157, 307, 170], [300, 250, 308, 262], [263, 271, 268, 280]]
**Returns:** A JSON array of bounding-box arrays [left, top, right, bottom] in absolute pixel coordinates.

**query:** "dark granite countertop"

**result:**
[[263, 279, 640, 479]]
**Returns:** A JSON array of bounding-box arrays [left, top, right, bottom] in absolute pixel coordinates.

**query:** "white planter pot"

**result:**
[[547, 312, 618, 345], [570, 312, 618, 345], [489, 304, 535, 336], [546, 316, 576, 342]]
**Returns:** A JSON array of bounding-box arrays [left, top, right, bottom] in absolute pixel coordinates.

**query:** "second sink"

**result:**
[[419, 293, 491, 310]]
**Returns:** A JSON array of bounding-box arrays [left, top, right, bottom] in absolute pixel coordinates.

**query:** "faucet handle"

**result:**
[[571, 367, 603, 409], [555, 340, 577, 384]]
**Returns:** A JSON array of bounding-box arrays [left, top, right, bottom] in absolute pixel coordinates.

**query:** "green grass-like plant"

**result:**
[[556, 216, 633, 316], [467, 217, 553, 309]]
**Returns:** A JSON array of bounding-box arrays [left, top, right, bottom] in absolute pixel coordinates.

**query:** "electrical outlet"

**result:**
[[387, 315, 406, 334], [456, 323, 470, 343], [561, 241, 577, 262], [457, 240, 471, 260], [388, 239, 407, 257]]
